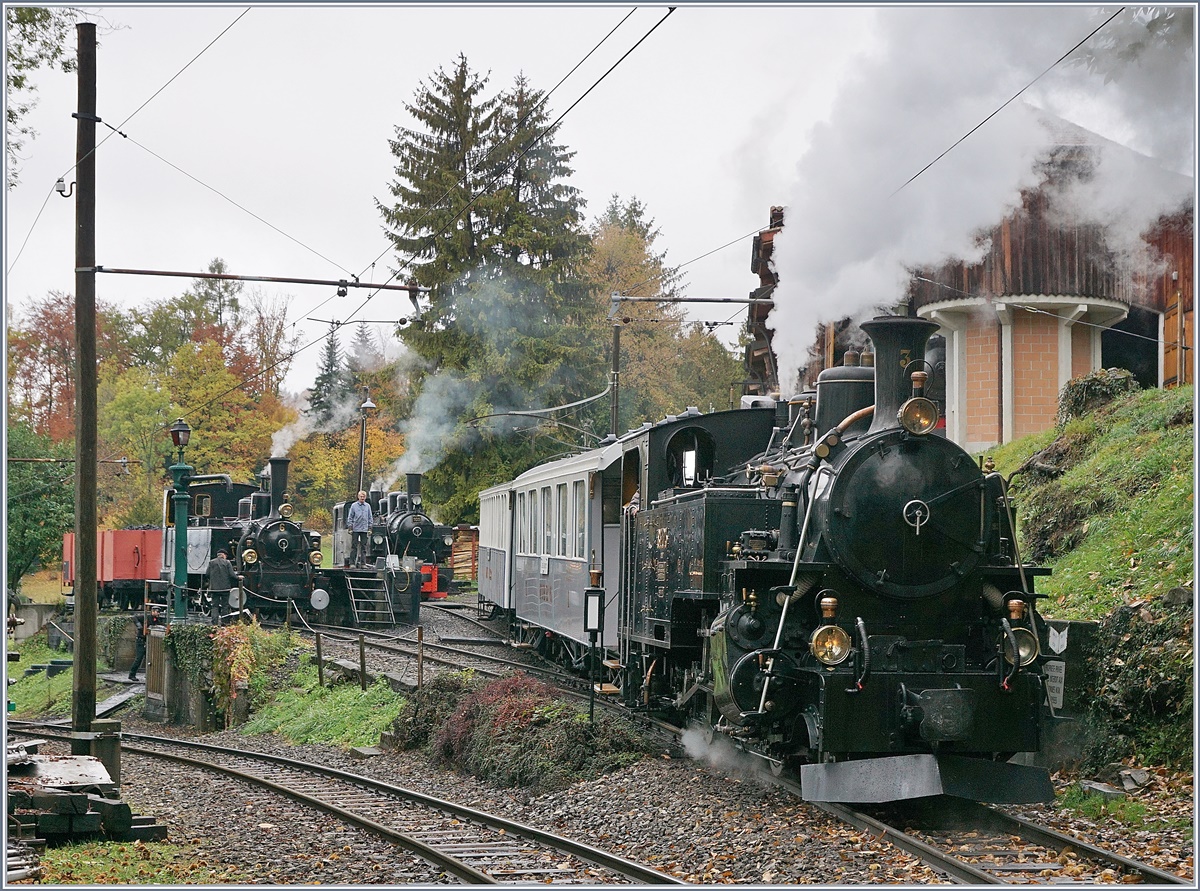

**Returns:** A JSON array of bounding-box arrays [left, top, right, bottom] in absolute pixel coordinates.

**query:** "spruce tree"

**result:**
[[486, 74, 589, 280], [377, 53, 498, 369], [308, 323, 352, 425], [348, 321, 382, 376]]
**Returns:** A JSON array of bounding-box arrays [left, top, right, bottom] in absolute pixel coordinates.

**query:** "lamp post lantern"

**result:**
[[356, 390, 376, 496], [168, 418, 192, 623]]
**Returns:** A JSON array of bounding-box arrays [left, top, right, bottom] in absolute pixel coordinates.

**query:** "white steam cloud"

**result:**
[[679, 726, 772, 782], [270, 390, 369, 457], [769, 6, 1195, 388], [379, 368, 481, 490]]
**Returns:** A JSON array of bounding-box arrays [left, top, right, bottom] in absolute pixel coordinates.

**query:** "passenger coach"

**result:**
[[478, 406, 776, 665]]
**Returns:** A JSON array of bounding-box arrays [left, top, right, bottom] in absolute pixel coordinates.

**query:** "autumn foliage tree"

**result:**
[[6, 422, 74, 584], [584, 195, 741, 432]]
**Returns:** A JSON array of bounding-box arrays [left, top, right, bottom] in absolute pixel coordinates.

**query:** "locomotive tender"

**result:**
[[160, 459, 453, 627], [479, 314, 1054, 803]]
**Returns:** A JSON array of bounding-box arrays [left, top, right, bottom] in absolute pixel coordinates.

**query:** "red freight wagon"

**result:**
[[62, 529, 163, 610]]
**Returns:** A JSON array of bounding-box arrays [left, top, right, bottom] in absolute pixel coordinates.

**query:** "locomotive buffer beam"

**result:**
[[799, 754, 1054, 804]]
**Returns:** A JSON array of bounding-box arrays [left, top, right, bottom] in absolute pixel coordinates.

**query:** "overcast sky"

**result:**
[[4, 3, 1195, 398]]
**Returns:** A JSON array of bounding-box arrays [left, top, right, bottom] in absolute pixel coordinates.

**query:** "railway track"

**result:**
[[770, 778, 1189, 885], [301, 611, 584, 691], [9, 726, 682, 886]]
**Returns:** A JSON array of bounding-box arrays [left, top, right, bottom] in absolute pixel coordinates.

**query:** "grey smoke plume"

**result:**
[[769, 6, 1195, 387], [270, 390, 367, 456], [379, 272, 598, 489], [381, 369, 482, 489]]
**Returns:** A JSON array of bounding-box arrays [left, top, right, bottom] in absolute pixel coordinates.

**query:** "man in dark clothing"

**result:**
[[129, 605, 163, 680], [207, 550, 238, 623]]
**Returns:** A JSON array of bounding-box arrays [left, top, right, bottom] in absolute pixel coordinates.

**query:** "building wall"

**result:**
[[1071, 323, 1093, 379], [965, 319, 1000, 444], [1012, 310, 1061, 438]]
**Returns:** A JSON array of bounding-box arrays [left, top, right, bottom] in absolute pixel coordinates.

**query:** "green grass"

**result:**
[[4, 631, 123, 718], [1058, 783, 1150, 828], [21, 839, 252, 885], [239, 661, 407, 747], [984, 385, 1193, 621]]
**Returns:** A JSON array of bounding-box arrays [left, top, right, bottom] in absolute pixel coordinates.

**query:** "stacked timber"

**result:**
[[451, 525, 479, 584]]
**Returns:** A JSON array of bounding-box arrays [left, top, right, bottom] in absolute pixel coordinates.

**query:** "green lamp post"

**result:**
[[168, 417, 192, 623]]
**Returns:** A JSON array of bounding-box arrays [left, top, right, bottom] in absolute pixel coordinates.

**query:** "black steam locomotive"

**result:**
[[160, 459, 453, 628], [159, 457, 322, 619], [329, 471, 456, 608], [479, 315, 1054, 803]]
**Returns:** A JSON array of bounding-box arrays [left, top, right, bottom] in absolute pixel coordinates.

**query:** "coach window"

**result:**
[[517, 492, 527, 554], [557, 484, 568, 556], [529, 489, 539, 555], [541, 486, 553, 554], [573, 479, 585, 558]]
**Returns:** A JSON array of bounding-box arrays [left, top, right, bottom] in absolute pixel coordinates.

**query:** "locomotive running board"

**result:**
[[799, 754, 1054, 804]]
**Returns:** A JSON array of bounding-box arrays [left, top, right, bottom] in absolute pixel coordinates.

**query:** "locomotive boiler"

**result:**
[[479, 314, 1054, 804]]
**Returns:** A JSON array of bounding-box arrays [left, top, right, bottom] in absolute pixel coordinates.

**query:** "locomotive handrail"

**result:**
[[987, 472, 1031, 595]]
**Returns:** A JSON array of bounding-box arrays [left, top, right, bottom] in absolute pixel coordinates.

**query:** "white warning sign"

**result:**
[[1044, 659, 1066, 710]]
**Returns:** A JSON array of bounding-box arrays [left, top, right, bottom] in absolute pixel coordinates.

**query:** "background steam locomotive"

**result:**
[[330, 471, 456, 603], [159, 459, 453, 627], [479, 314, 1055, 804]]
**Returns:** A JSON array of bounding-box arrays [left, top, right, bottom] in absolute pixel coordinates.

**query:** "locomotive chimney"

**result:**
[[406, 472, 422, 503], [268, 456, 290, 516], [860, 316, 939, 434]]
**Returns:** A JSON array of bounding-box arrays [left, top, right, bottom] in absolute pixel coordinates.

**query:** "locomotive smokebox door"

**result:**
[[823, 433, 989, 599]]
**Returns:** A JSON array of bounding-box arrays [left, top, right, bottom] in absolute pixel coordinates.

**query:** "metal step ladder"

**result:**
[[344, 571, 395, 626]]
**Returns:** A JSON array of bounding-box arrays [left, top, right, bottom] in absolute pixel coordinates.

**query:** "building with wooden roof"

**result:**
[[748, 120, 1193, 452]]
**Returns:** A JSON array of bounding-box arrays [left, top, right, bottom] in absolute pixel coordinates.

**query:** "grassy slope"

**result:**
[[984, 384, 1194, 621]]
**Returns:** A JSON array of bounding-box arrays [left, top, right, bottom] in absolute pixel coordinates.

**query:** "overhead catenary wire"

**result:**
[[329, 6, 641, 305], [890, 6, 1127, 197], [336, 6, 678, 327], [117, 133, 356, 277]]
